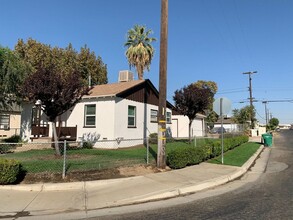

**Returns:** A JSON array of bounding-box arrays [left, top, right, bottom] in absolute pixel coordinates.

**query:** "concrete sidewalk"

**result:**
[[0, 139, 267, 219]]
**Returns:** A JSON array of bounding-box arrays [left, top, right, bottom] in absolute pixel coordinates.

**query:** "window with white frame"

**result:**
[[150, 109, 158, 123], [0, 114, 10, 130], [166, 112, 172, 124], [84, 104, 96, 127], [128, 105, 136, 127]]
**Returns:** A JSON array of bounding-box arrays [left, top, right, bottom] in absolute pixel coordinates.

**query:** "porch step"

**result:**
[[30, 137, 52, 143]]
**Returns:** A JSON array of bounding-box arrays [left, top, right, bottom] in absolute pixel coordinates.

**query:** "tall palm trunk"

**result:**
[[137, 66, 144, 80]]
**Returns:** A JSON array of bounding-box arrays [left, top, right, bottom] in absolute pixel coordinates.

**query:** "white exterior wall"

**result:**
[[106, 97, 173, 148], [20, 103, 32, 141], [20, 103, 50, 141], [171, 115, 205, 138], [113, 97, 172, 139], [191, 119, 204, 137], [214, 124, 239, 132], [21, 97, 174, 148], [65, 97, 116, 141]]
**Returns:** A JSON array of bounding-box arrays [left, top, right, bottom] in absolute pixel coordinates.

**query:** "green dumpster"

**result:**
[[262, 133, 273, 147]]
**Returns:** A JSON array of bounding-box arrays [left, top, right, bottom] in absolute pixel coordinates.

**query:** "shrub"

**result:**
[[167, 135, 249, 169], [167, 146, 206, 169], [211, 140, 221, 157], [3, 135, 22, 143], [186, 147, 205, 166], [82, 141, 93, 149], [149, 133, 158, 144], [167, 146, 190, 169], [0, 144, 13, 154], [0, 158, 22, 184]]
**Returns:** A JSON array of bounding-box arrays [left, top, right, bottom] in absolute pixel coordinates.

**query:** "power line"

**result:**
[[217, 89, 247, 95]]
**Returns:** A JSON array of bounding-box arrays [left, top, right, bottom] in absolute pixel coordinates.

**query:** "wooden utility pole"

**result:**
[[263, 101, 268, 127], [157, 0, 168, 169], [242, 71, 257, 129]]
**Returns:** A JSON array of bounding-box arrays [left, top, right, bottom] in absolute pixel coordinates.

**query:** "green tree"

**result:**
[[78, 45, 108, 85], [15, 38, 108, 85], [268, 117, 279, 130], [193, 80, 218, 94], [232, 105, 256, 129], [16, 39, 107, 155], [21, 66, 89, 156], [193, 80, 218, 131], [124, 25, 156, 80], [0, 46, 30, 110], [173, 83, 214, 142], [206, 111, 219, 130]]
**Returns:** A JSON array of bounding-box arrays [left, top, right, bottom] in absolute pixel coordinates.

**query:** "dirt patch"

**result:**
[[20, 164, 170, 184]]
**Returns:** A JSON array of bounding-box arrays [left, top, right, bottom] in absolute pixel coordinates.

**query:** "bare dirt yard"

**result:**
[[20, 164, 169, 184]]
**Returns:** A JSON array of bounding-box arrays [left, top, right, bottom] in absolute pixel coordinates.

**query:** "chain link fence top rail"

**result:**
[[0, 135, 241, 181], [0, 139, 153, 178]]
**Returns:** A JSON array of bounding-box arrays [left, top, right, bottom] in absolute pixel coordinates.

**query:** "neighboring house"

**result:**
[[171, 113, 206, 138], [214, 117, 242, 133], [20, 71, 206, 148], [0, 104, 22, 139]]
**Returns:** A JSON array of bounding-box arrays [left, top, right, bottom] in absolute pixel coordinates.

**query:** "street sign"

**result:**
[[213, 97, 232, 165], [213, 97, 231, 116]]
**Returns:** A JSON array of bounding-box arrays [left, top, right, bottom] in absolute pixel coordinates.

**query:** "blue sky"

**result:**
[[1, 0, 293, 124]]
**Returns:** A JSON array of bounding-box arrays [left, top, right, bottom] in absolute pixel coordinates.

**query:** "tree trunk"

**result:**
[[189, 120, 192, 144], [52, 120, 61, 156], [137, 66, 144, 80]]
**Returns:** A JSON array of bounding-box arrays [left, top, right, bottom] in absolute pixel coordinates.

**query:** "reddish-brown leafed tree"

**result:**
[[22, 66, 89, 155], [173, 83, 213, 142]]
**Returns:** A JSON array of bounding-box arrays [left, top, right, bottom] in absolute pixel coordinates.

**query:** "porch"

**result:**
[[31, 125, 77, 142]]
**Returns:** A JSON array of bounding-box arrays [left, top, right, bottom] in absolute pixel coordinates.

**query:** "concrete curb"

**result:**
[[0, 175, 143, 192], [180, 145, 264, 195], [125, 145, 265, 204], [0, 145, 264, 197]]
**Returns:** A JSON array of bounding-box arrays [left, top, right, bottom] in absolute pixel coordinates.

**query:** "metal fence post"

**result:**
[[62, 140, 67, 179], [146, 137, 149, 164]]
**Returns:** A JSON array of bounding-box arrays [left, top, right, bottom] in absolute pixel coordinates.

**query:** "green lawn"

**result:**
[[2, 147, 149, 173], [1, 141, 193, 173], [208, 142, 261, 166], [1, 137, 250, 174]]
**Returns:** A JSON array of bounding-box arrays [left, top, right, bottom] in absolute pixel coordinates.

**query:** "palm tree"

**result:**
[[124, 25, 156, 80]]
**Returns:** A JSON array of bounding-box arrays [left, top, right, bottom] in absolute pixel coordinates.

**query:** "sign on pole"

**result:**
[[213, 97, 231, 116], [213, 97, 232, 164]]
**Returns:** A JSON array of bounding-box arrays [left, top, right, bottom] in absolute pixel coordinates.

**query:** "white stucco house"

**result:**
[[171, 113, 206, 138], [20, 72, 206, 148], [213, 117, 243, 133]]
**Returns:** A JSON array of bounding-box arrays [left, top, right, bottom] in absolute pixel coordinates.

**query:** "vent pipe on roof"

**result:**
[[88, 74, 91, 88]]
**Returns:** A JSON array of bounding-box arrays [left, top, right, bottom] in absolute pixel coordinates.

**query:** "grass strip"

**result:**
[[208, 142, 261, 167], [1, 138, 222, 173]]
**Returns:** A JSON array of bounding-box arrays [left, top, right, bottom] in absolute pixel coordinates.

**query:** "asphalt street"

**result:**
[[97, 130, 293, 220]]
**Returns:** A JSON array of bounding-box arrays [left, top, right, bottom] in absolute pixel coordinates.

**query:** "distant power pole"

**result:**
[[242, 71, 257, 128], [262, 101, 268, 126], [157, 0, 168, 169]]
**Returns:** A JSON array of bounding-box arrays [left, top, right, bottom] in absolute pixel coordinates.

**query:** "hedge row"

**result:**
[[0, 158, 22, 184], [167, 135, 249, 169]]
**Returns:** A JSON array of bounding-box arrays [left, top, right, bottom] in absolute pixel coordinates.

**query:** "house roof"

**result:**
[[215, 118, 235, 124], [83, 79, 176, 111], [84, 80, 145, 98]]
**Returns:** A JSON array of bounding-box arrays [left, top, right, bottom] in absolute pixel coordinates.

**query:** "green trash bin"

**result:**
[[262, 133, 273, 147]]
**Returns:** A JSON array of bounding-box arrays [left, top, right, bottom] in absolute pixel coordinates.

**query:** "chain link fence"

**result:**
[[0, 138, 154, 180], [0, 135, 231, 182]]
